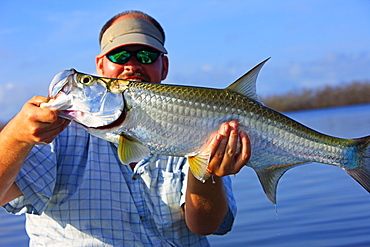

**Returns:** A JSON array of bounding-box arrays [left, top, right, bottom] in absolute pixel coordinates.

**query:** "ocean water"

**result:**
[[1, 104, 370, 247], [208, 103, 370, 246]]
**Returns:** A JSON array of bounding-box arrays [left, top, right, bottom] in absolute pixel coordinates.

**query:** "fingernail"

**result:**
[[223, 124, 230, 132], [230, 121, 238, 129]]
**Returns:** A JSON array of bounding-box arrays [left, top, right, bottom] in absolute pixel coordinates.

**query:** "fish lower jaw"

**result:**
[[59, 110, 83, 120], [92, 110, 126, 130]]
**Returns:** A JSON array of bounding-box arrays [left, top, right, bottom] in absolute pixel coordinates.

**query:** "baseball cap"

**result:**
[[99, 18, 167, 57]]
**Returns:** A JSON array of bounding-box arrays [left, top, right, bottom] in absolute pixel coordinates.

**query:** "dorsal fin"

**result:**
[[226, 58, 270, 102]]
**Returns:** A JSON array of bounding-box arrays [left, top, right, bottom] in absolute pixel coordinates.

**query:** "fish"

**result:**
[[40, 59, 370, 204]]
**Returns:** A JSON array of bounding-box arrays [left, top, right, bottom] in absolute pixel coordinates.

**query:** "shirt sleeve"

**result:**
[[180, 165, 237, 235], [3, 142, 58, 215]]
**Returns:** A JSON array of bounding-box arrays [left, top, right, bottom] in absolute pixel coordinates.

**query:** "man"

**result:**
[[0, 10, 250, 246]]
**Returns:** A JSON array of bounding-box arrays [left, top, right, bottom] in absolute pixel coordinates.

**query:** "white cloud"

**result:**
[[201, 64, 212, 72], [167, 51, 370, 98], [5, 83, 15, 90], [0, 82, 15, 103], [0, 82, 25, 121], [0, 79, 49, 122]]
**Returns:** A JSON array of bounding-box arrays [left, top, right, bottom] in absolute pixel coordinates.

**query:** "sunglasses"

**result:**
[[106, 48, 162, 65]]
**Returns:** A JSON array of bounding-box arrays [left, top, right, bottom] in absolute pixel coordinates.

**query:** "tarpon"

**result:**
[[41, 59, 370, 204]]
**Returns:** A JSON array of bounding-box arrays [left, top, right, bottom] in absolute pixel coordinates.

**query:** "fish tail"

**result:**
[[346, 135, 370, 192]]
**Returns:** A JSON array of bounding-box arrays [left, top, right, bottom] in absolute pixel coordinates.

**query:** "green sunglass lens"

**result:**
[[136, 51, 160, 64], [107, 49, 160, 64], [108, 50, 131, 64]]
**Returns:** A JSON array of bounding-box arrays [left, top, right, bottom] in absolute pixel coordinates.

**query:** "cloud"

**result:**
[[256, 51, 370, 97], [0, 82, 16, 103], [0, 27, 20, 36], [0, 81, 25, 121], [289, 52, 370, 86], [0, 77, 50, 122], [166, 51, 370, 99]]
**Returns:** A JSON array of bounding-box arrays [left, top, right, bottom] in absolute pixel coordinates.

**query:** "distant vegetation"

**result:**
[[0, 80, 369, 131], [261, 80, 370, 112]]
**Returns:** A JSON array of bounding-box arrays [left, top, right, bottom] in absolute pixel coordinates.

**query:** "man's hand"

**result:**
[[205, 121, 251, 177], [8, 96, 70, 145], [0, 96, 70, 205], [184, 121, 251, 235]]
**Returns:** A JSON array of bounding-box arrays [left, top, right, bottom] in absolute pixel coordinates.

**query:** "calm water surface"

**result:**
[[209, 103, 370, 246], [1, 104, 370, 247]]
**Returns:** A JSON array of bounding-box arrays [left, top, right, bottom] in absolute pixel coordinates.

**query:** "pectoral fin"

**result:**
[[118, 135, 150, 165], [186, 152, 211, 182]]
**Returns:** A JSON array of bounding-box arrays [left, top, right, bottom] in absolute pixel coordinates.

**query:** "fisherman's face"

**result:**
[[96, 44, 168, 83]]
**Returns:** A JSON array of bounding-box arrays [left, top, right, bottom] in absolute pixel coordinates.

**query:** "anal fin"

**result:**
[[254, 163, 305, 204]]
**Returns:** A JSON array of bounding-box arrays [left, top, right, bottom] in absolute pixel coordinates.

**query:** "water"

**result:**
[[208, 103, 370, 246], [1, 104, 370, 247]]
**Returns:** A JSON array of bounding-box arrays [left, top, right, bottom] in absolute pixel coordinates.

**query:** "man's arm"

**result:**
[[0, 96, 69, 205], [185, 121, 250, 235]]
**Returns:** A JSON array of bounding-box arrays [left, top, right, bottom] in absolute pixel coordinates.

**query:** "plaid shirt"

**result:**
[[4, 122, 236, 246]]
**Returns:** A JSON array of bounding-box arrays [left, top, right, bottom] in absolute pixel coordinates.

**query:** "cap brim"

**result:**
[[99, 33, 167, 57]]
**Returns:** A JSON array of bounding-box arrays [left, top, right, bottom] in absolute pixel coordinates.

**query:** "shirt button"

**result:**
[[140, 216, 144, 221], [132, 174, 138, 180]]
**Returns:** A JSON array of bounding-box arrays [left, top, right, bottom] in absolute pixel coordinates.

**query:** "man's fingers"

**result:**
[[234, 131, 251, 172], [206, 123, 231, 173], [204, 121, 250, 177], [35, 117, 70, 143]]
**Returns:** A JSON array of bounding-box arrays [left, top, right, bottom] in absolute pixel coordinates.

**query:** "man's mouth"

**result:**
[[124, 76, 144, 82]]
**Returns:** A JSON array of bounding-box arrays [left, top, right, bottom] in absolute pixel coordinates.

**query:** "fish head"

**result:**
[[41, 69, 125, 128]]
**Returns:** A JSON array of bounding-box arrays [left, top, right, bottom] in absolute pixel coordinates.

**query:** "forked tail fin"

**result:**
[[346, 136, 370, 192], [254, 136, 370, 205]]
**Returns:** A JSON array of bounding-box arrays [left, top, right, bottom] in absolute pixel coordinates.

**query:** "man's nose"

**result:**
[[123, 56, 143, 71]]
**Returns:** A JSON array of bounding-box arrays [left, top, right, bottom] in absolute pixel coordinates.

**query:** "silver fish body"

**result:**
[[41, 60, 370, 203], [120, 81, 354, 166]]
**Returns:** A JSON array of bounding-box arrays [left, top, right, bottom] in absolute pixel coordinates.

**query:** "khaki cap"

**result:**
[[99, 18, 167, 56]]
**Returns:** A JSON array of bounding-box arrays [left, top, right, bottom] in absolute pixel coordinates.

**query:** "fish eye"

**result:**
[[80, 75, 94, 86]]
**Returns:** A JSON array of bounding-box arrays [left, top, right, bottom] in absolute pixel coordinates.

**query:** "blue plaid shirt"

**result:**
[[4, 122, 236, 246]]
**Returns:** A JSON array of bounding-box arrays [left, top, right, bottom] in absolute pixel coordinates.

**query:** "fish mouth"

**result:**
[[92, 109, 127, 130], [48, 69, 76, 98], [57, 109, 126, 130]]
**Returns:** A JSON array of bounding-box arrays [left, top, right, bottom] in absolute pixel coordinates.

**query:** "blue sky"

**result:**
[[1, 0, 370, 122]]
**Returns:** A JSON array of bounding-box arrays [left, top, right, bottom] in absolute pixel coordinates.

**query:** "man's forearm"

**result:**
[[0, 96, 70, 205], [184, 170, 228, 235], [0, 122, 32, 204]]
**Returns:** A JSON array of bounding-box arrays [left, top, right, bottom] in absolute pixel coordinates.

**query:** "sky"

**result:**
[[1, 0, 370, 122]]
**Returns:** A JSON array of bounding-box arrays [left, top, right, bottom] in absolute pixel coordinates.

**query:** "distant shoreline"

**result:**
[[262, 80, 370, 112], [1, 80, 369, 131]]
